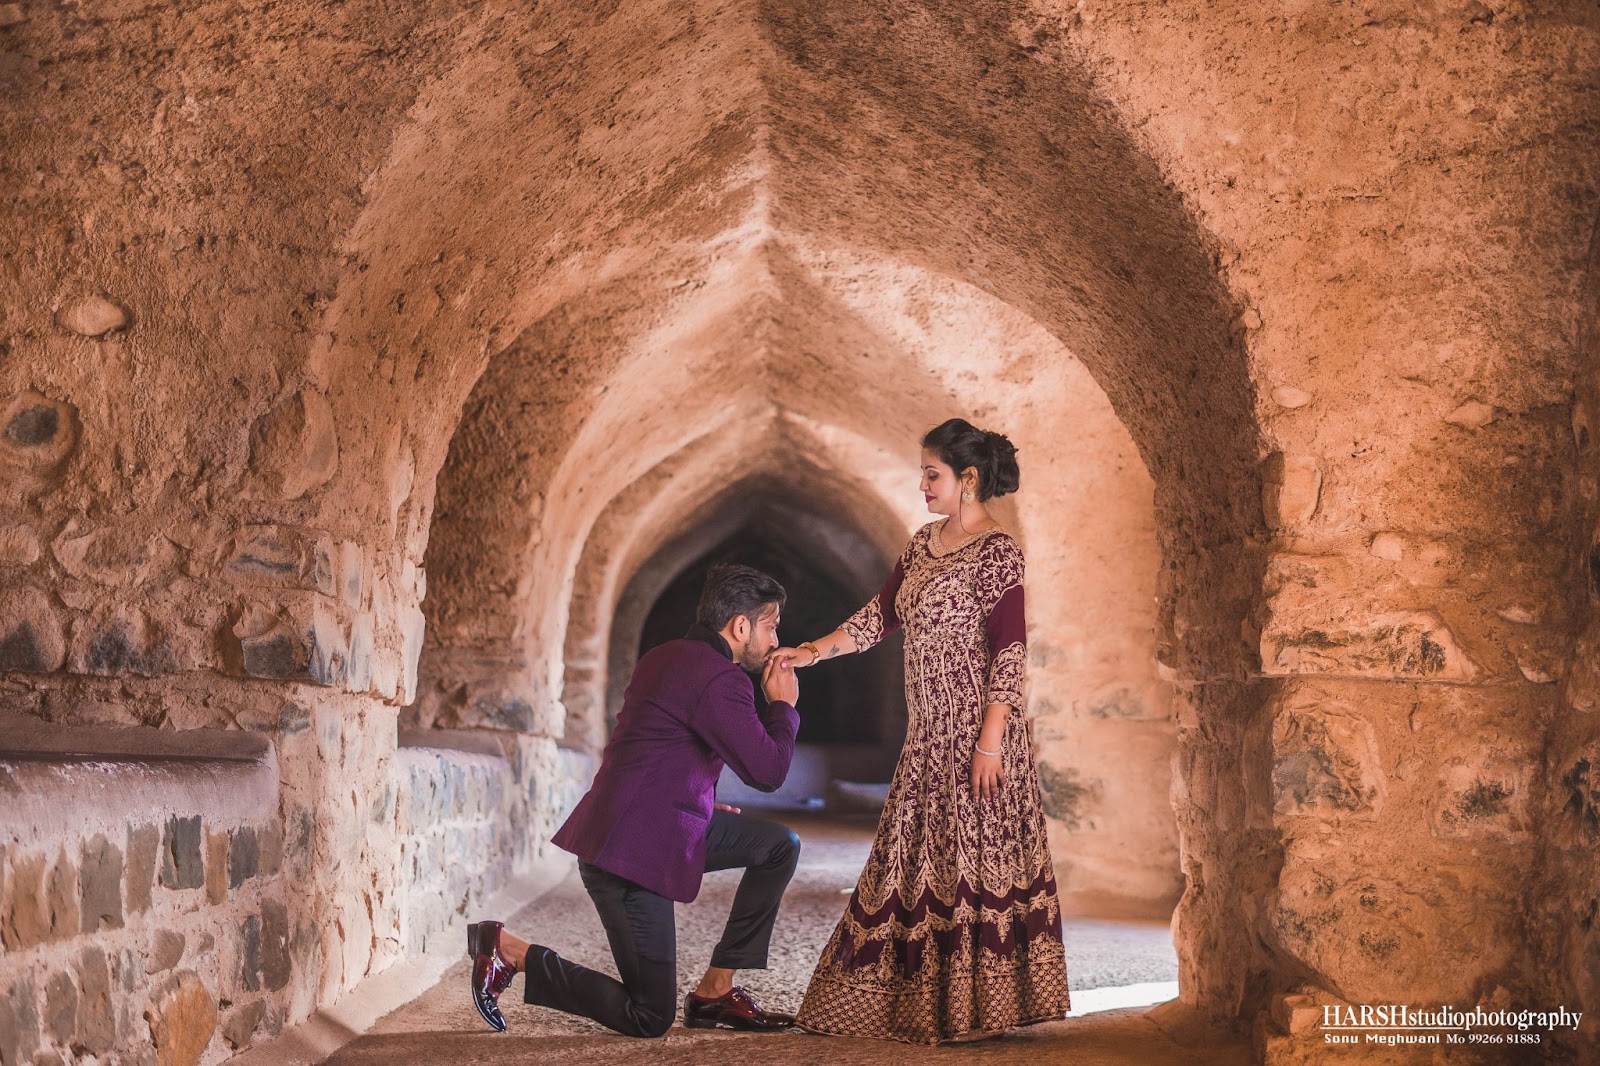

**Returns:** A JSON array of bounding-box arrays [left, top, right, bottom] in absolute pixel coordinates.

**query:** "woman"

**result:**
[[774, 418, 1069, 1045]]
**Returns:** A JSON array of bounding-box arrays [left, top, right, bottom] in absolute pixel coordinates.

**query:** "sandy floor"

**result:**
[[326, 815, 1252, 1065]]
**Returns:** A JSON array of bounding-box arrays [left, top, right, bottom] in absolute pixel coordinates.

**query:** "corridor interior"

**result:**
[[1, 3, 1598, 1066]]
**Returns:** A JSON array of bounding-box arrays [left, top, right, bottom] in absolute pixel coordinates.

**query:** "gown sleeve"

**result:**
[[840, 542, 911, 653], [978, 534, 1028, 715]]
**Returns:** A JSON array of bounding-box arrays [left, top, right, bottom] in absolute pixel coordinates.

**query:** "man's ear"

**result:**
[[729, 614, 751, 643]]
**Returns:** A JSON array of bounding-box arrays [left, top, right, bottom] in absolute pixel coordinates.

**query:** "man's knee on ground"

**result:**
[[634, 1012, 674, 1039]]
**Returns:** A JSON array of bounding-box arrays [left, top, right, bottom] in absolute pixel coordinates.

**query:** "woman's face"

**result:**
[[919, 449, 966, 516]]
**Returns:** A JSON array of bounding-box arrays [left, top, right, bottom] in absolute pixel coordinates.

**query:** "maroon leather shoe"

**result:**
[[683, 986, 797, 1031], [466, 921, 518, 1032]]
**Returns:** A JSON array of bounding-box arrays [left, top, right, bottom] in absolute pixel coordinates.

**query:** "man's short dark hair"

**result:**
[[696, 563, 786, 632]]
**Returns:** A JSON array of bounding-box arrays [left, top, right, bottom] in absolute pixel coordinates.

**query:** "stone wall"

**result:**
[[0, 716, 591, 1066], [394, 735, 592, 958], [0, 736, 293, 1066]]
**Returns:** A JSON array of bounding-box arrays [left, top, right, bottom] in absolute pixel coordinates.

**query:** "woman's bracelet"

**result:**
[[798, 641, 821, 666], [975, 743, 1001, 757]]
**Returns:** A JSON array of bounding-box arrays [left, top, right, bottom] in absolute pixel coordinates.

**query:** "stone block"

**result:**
[[226, 597, 351, 687], [52, 524, 177, 588], [1263, 611, 1478, 682], [72, 608, 182, 677], [0, 390, 80, 494], [150, 930, 185, 972], [261, 900, 291, 991], [1, 852, 49, 949], [222, 1000, 266, 1050], [258, 821, 284, 876], [76, 946, 115, 1055], [228, 827, 259, 887], [222, 524, 334, 594], [1261, 452, 1321, 528], [205, 831, 229, 905], [46, 847, 79, 941], [0, 975, 39, 1066], [54, 295, 128, 336], [159, 816, 204, 890], [0, 524, 40, 566], [248, 389, 339, 500], [241, 915, 262, 991], [126, 824, 159, 912], [79, 833, 124, 932], [144, 971, 216, 1066], [43, 971, 77, 1043], [0, 586, 65, 674], [1271, 705, 1385, 821]]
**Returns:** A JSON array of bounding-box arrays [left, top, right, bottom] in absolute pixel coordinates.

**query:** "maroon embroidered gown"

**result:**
[[796, 521, 1069, 1044]]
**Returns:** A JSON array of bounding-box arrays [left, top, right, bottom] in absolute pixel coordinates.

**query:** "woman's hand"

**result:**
[[769, 644, 821, 668], [972, 748, 1004, 803]]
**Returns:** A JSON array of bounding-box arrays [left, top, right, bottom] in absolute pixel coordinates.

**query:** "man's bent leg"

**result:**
[[702, 810, 802, 970], [521, 862, 678, 1037]]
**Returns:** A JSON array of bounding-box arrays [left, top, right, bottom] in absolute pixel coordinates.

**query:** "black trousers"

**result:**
[[522, 810, 801, 1038]]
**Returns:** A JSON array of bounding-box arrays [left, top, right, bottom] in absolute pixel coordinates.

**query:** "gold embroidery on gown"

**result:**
[[796, 522, 1069, 1045]]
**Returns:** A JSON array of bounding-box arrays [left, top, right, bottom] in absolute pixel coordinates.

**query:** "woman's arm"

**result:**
[[774, 553, 907, 667]]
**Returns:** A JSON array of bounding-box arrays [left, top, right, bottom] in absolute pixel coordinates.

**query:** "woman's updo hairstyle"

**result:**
[[922, 418, 1020, 501]]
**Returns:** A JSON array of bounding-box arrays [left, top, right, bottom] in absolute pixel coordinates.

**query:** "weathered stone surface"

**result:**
[[1367, 532, 1404, 561], [54, 295, 129, 336], [1, 852, 49, 949], [126, 824, 159, 913], [150, 929, 185, 972], [221, 1000, 266, 1050], [1263, 611, 1478, 682], [144, 971, 216, 1066], [228, 826, 259, 887], [0, 3, 26, 28], [258, 820, 284, 876], [249, 389, 339, 499], [222, 524, 335, 594], [79, 833, 124, 932], [46, 847, 79, 941], [204, 830, 229, 905], [230, 603, 310, 679], [0, 975, 39, 1066], [43, 971, 77, 1043], [72, 608, 182, 677], [1272, 706, 1385, 821], [0, 525, 40, 566], [1260, 452, 1322, 529], [1270, 385, 1313, 409], [1036, 761, 1098, 830], [240, 914, 262, 991], [1444, 400, 1496, 428], [262, 899, 292, 991], [0, 586, 65, 674], [159, 815, 204, 890], [76, 946, 116, 1055], [0, 390, 80, 490], [53, 525, 176, 587]]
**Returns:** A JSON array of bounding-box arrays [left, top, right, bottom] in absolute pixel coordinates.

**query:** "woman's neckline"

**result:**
[[927, 518, 1004, 558]]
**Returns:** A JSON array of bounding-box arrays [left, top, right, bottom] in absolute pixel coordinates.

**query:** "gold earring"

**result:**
[[962, 489, 974, 502]]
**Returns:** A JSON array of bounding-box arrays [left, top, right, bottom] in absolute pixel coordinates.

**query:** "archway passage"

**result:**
[[634, 516, 905, 756], [6, 1, 1594, 1063]]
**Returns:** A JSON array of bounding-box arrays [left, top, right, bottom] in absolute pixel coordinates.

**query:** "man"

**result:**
[[466, 563, 803, 1037]]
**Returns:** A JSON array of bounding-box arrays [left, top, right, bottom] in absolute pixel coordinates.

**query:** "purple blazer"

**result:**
[[550, 626, 799, 902]]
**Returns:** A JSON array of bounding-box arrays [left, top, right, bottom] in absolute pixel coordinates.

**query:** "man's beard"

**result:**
[[736, 644, 769, 672]]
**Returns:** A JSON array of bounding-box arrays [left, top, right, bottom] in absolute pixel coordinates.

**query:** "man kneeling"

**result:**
[[466, 563, 803, 1036]]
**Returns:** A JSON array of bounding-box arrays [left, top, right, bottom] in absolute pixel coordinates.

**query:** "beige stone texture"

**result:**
[[0, 1, 1596, 1062]]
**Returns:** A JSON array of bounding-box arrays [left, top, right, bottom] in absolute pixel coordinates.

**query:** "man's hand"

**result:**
[[761, 656, 800, 706], [714, 802, 742, 814]]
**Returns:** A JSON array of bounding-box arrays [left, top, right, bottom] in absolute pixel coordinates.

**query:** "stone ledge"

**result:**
[[0, 710, 272, 763], [0, 714, 278, 849]]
